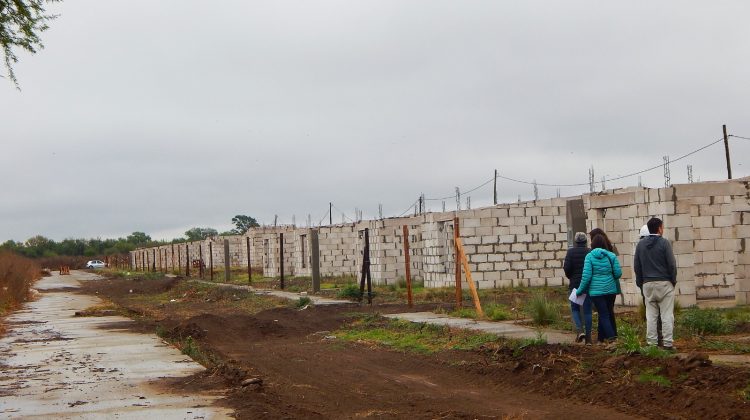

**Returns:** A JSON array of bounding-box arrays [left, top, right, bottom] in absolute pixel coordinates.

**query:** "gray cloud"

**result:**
[[2, 0, 749, 241]]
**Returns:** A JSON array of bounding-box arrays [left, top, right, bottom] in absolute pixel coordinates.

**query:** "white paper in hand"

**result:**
[[569, 288, 587, 305]]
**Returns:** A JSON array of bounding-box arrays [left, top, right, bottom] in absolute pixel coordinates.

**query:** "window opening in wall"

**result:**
[[439, 221, 455, 274], [300, 234, 307, 268]]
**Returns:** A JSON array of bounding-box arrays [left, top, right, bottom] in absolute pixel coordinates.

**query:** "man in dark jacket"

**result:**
[[564, 232, 591, 343], [634, 217, 677, 350]]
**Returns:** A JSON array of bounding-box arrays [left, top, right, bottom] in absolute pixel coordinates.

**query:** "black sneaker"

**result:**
[[662, 345, 676, 353], [576, 333, 586, 343]]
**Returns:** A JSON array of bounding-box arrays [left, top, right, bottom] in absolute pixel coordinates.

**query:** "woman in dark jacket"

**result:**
[[563, 232, 592, 343]]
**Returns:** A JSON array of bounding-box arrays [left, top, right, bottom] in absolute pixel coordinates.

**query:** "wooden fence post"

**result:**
[[209, 241, 214, 281], [279, 233, 285, 290], [359, 228, 372, 304], [185, 244, 190, 277], [224, 239, 231, 283], [402, 225, 413, 307], [454, 216, 462, 309], [251, 236, 253, 283], [199, 244, 204, 278], [311, 229, 320, 293]]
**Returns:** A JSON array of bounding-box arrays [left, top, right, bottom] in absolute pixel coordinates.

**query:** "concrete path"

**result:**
[[0, 271, 232, 419], [191, 279, 354, 306], [384, 312, 574, 344], [199, 280, 574, 344]]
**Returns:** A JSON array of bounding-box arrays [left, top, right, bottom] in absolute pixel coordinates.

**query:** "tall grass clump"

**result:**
[[679, 307, 731, 336], [0, 251, 40, 315], [526, 291, 559, 326], [337, 283, 361, 299]]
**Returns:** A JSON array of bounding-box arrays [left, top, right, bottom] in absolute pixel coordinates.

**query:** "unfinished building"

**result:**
[[131, 178, 750, 307]]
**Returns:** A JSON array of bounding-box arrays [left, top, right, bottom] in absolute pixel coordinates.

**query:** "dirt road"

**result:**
[[0, 271, 231, 419]]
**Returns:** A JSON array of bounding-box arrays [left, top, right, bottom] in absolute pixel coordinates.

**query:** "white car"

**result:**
[[86, 260, 106, 269]]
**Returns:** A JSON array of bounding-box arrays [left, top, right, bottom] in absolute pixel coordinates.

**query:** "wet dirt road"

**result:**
[[0, 271, 231, 419]]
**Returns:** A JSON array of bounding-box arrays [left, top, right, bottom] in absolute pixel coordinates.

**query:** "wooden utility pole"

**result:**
[[723, 124, 732, 179], [402, 225, 413, 307], [454, 216, 462, 309], [329, 202, 333, 225]]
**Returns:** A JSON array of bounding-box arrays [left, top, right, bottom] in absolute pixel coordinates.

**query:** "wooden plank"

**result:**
[[456, 238, 484, 318]]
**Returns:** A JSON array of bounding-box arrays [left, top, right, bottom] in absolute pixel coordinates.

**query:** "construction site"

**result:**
[[131, 177, 750, 308]]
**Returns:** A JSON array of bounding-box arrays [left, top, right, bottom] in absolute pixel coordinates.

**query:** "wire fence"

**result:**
[[273, 134, 749, 227]]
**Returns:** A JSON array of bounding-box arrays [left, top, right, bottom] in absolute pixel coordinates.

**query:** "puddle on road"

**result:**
[[0, 271, 232, 419]]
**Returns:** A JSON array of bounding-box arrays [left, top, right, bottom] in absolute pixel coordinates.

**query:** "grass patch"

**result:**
[[700, 340, 750, 354], [637, 369, 672, 387], [678, 307, 732, 336], [336, 315, 499, 354], [639, 345, 672, 358], [449, 307, 479, 319], [526, 290, 560, 326], [486, 303, 511, 321]]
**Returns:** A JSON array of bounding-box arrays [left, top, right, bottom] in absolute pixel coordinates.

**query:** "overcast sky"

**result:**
[[2, 1, 749, 242]]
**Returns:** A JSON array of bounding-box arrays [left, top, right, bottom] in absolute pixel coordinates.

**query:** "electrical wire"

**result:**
[[498, 137, 725, 187], [730, 134, 750, 141], [330, 204, 354, 223], [395, 199, 419, 218]]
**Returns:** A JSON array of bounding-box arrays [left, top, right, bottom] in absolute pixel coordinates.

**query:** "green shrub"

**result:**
[[486, 303, 511, 321], [679, 308, 731, 335], [337, 283, 361, 299], [526, 291, 559, 326], [295, 296, 312, 308]]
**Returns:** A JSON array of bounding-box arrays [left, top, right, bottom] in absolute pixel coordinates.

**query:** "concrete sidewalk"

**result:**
[[384, 312, 574, 344], [0, 271, 231, 419]]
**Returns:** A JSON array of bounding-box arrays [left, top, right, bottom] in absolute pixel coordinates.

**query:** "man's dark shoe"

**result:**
[[662, 345, 676, 353]]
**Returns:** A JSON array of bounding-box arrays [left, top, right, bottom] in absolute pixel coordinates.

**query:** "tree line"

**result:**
[[0, 215, 259, 258]]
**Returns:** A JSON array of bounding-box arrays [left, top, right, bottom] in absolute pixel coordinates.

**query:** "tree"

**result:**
[[231, 215, 259, 235], [1, 0, 61, 88], [126, 231, 152, 247], [184, 227, 218, 242]]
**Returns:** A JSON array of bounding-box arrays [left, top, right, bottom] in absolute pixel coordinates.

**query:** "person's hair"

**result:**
[[589, 228, 604, 237], [589, 228, 614, 252], [647, 217, 663, 234], [591, 235, 608, 250]]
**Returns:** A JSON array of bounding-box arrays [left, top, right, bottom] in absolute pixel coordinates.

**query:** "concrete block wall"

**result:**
[[131, 178, 750, 306]]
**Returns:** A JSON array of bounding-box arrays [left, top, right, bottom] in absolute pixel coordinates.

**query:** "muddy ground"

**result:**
[[77, 275, 750, 419]]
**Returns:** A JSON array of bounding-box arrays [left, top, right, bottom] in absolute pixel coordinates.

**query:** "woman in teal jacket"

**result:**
[[577, 234, 622, 342]]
